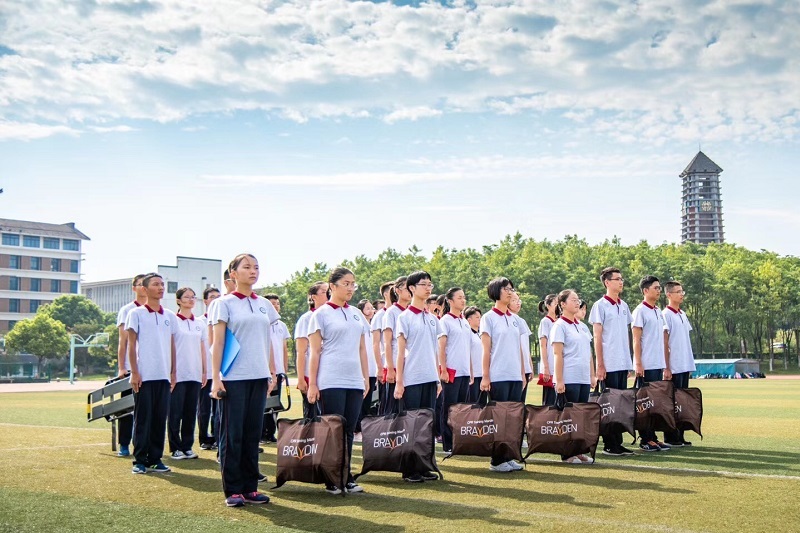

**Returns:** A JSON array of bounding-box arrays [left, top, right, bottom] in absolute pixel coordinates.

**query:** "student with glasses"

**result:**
[[537, 294, 558, 406], [437, 287, 472, 453], [552, 289, 596, 464], [662, 281, 696, 447], [382, 276, 411, 415], [307, 267, 370, 495], [354, 298, 380, 442], [168, 287, 206, 461], [589, 267, 635, 457], [371, 282, 393, 414], [210, 254, 278, 507], [479, 277, 526, 473], [295, 282, 329, 413]]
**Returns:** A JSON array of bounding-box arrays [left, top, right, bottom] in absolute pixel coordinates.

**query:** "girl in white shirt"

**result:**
[[537, 294, 558, 406], [438, 287, 472, 453]]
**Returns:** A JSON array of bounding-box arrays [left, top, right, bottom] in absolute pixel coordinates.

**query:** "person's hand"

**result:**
[[480, 377, 491, 392], [541, 373, 552, 383], [591, 376, 598, 389], [663, 368, 673, 380], [386, 368, 396, 384], [129, 371, 142, 393], [436, 382, 442, 397], [307, 384, 320, 403], [363, 379, 369, 399], [211, 379, 225, 399], [297, 377, 308, 394], [556, 382, 565, 394], [634, 362, 644, 378], [117, 368, 128, 379], [596, 363, 607, 381], [170, 373, 177, 392], [267, 374, 276, 395], [394, 383, 405, 399], [439, 368, 450, 383]]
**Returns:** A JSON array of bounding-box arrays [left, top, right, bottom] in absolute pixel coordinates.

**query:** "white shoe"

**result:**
[[506, 460, 524, 471], [489, 462, 514, 473], [577, 454, 594, 464], [183, 449, 198, 459], [171, 450, 186, 460], [562, 456, 582, 464]]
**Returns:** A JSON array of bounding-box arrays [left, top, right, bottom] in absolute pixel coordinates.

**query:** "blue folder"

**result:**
[[220, 328, 241, 377]]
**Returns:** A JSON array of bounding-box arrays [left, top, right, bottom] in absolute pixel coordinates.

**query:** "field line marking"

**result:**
[[525, 457, 800, 481], [0, 422, 107, 432], [0, 443, 108, 452]]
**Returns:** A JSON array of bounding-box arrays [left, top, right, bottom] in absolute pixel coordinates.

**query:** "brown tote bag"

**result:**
[[524, 394, 602, 460], [589, 381, 636, 438], [356, 400, 441, 480], [274, 405, 348, 494], [448, 392, 525, 463], [634, 378, 677, 436], [674, 387, 703, 438]]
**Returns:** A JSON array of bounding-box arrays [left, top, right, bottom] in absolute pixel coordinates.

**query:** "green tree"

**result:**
[[88, 324, 120, 372], [4, 314, 70, 373], [39, 295, 105, 331]]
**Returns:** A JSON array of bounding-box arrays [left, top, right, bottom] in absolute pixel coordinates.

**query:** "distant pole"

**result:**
[[69, 335, 77, 385]]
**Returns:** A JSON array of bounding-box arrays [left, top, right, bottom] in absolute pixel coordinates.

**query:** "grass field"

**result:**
[[1, 380, 799, 533]]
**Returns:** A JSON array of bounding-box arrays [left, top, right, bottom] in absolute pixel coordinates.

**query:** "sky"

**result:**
[[1, 0, 799, 286]]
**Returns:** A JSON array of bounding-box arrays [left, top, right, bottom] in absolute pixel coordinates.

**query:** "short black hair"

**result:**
[[379, 281, 395, 297], [329, 266, 354, 286], [425, 295, 438, 305], [132, 274, 145, 287], [487, 277, 514, 302], [639, 275, 659, 293], [203, 287, 220, 300], [600, 267, 621, 284], [464, 306, 482, 320], [142, 272, 162, 287], [664, 281, 682, 294], [406, 270, 431, 290], [264, 293, 280, 302]]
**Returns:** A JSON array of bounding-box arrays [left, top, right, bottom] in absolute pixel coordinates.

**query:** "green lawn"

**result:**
[[1, 380, 799, 533]]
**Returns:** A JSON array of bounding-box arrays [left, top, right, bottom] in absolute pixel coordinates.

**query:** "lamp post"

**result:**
[[69, 333, 109, 385]]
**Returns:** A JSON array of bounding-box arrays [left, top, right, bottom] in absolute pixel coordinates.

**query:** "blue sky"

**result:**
[[1, 0, 798, 285]]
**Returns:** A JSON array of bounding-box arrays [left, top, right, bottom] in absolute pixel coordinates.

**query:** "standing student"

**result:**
[[198, 287, 221, 450], [509, 294, 534, 403], [465, 306, 483, 402], [382, 276, 411, 415], [371, 282, 393, 414], [126, 273, 177, 475], [262, 294, 290, 444], [374, 300, 386, 312], [537, 294, 558, 406], [632, 276, 671, 452], [210, 254, 277, 508], [295, 282, 329, 413], [589, 267, 635, 457], [307, 267, 370, 495], [552, 290, 596, 464], [169, 287, 207, 460], [394, 271, 442, 482], [479, 277, 525, 473], [114, 274, 147, 457], [438, 287, 472, 453], [355, 298, 379, 441], [426, 295, 442, 318], [206, 271, 235, 461], [662, 281, 696, 447]]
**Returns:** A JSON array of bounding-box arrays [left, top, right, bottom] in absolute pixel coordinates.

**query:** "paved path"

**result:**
[[0, 380, 107, 393]]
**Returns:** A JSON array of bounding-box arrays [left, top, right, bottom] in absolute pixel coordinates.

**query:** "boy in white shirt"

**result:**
[[662, 281, 696, 447], [114, 274, 146, 457], [262, 294, 290, 443]]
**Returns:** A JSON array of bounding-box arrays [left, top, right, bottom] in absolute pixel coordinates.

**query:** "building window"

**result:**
[[51, 258, 61, 272], [30, 257, 42, 270], [9, 276, 19, 291], [31, 278, 42, 292], [167, 281, 178, 293], [70, 280, 78, 294], [9, 299, 20, 313], [50, 279, 60, 292], [2, 233, 20, 246], [8, 320, 17, 330], [23, 235, 40, 248], [43, 237, 60, 249], [9, 255, 21, 269], [63, 239, 79, 251], [70, 260, 79, 273], [29, 300, 41, 313]]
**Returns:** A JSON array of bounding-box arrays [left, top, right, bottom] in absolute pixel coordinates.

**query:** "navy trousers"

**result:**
[[132, 380, 170, 466], [168, 381, 201, 453]]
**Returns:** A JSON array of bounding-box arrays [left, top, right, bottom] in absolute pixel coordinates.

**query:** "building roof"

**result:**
[[0, 218, 90, 240], [680, 151, 723, 177]]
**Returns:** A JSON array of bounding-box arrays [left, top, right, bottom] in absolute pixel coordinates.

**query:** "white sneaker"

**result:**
[[506, 460, 524, 471], [577, 454, 594, 464], [171, 450, 186, 460], [183, 449, 198, 459], [353, 433, 362, 443], [489, 462, 514, 473], [562, 456, 582, 464]]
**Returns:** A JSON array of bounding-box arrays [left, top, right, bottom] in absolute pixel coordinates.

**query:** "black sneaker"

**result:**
[[655, 441, 671, 451], [257, 472, 267, 483], [682, 440, 693, 446], [264, 436, 277, 443], [602, 447, 624, 456], [420, 471, 439, 481], [345, 481, 364, 493], [618, 446, 636, 456], [665, 441, 684, 447], [403, 474, 424, 483], [200, 443, 214, 450], [258, 447, 264, 454], [640, 441, 661, 452], [325, 484, 343, 495]]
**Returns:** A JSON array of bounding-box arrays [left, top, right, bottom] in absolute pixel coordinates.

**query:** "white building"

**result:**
[[82, 279, 131, 314]]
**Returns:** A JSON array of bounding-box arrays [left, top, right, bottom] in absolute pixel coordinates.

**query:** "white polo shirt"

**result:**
[[382, 303, 406, 366], [514, 313, 533, 375], [663, 306, 696, 374], [438, 312, 472, 378], [396, 306, 442, 387], [470, 330, 483, 378], [210, 292, 280, 381], [632, 301, 666, 370], [125, 304, 177, 382], [309, 302, 368, 390], [116, 300, 142, 371], [270, 320, 291, 375], [538, 316, 556, 375], [174, 313, 206, 383], [479, 308, 523, 383], [371, 307, 386, 367], [588, 295, 633, 372], [294, 310, 314, 378], [201, 313, 211, 379], [551, 316, 592, 385], [364, 322, 378, 378]]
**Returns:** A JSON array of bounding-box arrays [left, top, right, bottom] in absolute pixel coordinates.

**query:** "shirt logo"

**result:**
[[196, 326, 201, 331], [259, 307, 267, 314], [164, 320, 170, 326], [353, 314, 361, 321], [512, 320, 518, 327], [429, 319, 436, 327]]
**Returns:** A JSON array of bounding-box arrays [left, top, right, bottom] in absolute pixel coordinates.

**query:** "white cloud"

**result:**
[[0, 0, 797, 142], [201, 171, 462, 189], [0, 120, 79, 141], [88, 125, 136, 133]]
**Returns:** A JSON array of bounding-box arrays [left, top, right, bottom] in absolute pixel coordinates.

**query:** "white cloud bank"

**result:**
[[0, 0, 798, 142]]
